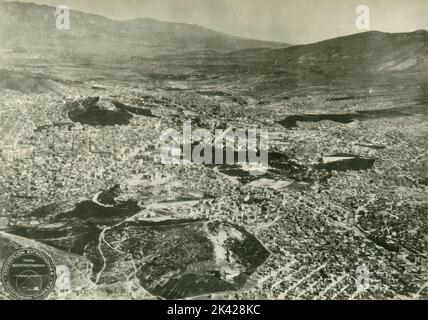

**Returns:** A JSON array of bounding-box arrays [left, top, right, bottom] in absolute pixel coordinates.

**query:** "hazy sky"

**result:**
[[11, 0, 428, 44]]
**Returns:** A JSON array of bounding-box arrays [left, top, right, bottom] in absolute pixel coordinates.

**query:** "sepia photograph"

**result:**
[[0, 0, 426, 306]]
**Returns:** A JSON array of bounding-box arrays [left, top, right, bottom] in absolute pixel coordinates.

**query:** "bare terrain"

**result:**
[[0, 1, 427, 300]]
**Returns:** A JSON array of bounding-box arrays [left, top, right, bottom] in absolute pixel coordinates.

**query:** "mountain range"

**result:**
[[0, 0, 426, 103], [0, 0, 288, 60]]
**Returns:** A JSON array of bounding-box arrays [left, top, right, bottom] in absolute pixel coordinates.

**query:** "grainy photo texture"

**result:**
[[0, 0, 426, 300]]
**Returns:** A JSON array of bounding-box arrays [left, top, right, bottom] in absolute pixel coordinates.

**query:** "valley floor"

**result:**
[[0, 64, 426, 300]]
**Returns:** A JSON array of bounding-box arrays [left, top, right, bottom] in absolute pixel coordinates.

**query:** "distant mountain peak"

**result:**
[[0, 0, 289, 60]]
